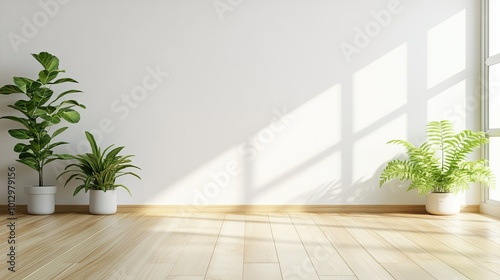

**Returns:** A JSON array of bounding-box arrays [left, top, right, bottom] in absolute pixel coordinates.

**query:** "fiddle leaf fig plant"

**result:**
[[0, 52, 85, 186], [379, 120, 495, 195], [57, 131, 141, 196]]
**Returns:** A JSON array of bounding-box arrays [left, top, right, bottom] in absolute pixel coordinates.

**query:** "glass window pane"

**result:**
[[488, 137, 500, 202], [490, 0, 500, 56], [488, 64, 500, 128]]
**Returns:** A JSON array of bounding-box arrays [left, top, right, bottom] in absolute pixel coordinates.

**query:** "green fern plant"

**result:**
[[57, 131, 141, 196], [379, 120, 495, 195]]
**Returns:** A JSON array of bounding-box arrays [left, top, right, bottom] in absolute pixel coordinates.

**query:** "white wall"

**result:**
[[0, 0, 481, 206]]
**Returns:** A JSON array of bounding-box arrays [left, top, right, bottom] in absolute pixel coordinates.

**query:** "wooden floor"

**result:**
[[1, 211, 500, 280]]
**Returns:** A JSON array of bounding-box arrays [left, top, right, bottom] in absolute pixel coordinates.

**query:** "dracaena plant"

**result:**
[[0, 52, 85, 186], [379, 120, 495, 195], [57, 131, 141, 196]]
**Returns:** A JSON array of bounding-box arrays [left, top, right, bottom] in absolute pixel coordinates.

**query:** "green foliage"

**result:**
[[57, 131, 141, 196], [0, 52, 85, 186], [379, 120, 496, 195]]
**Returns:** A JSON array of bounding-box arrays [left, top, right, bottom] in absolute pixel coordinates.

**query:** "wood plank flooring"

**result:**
[[1, 211, 500, 279]]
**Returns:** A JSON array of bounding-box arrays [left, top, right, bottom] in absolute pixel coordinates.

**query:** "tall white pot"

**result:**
[[24, 185, 57, 215], [426, 192, 460, 215], [89, 189, 117, 215]]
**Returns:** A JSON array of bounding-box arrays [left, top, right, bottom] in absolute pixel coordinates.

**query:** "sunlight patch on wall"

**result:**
[[353, 43, 407, 133], [147, 84, 343, 205], [427, 10, 466, 89], [352, 114, 407, 188], [252, 84, 342, 190], [148, 145, 245, 205], [247, 151, 341, 204], [427, 80, 466, 130]]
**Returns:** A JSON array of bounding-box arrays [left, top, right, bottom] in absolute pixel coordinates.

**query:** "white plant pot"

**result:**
[[25, 185, 57, 215], [426, 192, 460, 215], [89, 189, 117, 215]]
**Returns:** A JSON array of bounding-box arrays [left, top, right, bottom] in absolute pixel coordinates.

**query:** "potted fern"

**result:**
[[379, 120, 495, 215], [0, 52, 85, 214], [57, 131, 141, 214]]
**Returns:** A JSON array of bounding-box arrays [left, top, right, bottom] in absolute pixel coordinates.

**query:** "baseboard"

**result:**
[[480, 202, 500, 218], [4, 205, 89, 214], [0, 204, 480, 214], [118, 204, 430, 214], [460, 204, 480, 213]]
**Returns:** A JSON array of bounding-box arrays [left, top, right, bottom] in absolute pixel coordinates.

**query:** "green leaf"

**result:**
[[51, 127, 68, 138], [19, 152, 37, 160], [0, 116, 29, 128], [57, 153, 75, 160], [106, 146, 125, 161], [58, 100, 86, 109], [34, 121, 51, 132], [8, 129, 31, 139], [26, 100, 36, 114], [73, 184, 87, 196], [51, 116, 61, 124], [85, 131, 99, 156], [11, 100, 28, 112], [14, 143, 29, 153], [0, 85, 23, 95], [32, 52, 59, 72], [38, 111, 53, 121], [39, 134, 52, 149], [61, 109, 80, 123], [45, 158, 59, 165], [47, 141, 68, 150], [29, 140, 41, 153], [38, 70, 59, 84], [44, 106, 56, 114], [17, 158, 39, 171], [115, 184, 132, 196], [27, 81, 43, 92], [13, 77, 34, 93], [50, 78, 78, 84], [50, 89, 82, 104], [33, 88, 53, 104]]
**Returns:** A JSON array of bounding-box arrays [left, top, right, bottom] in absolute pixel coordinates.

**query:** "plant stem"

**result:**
[[39, 167, 43, 186]]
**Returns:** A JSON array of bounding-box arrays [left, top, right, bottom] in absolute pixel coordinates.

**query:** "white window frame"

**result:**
[[481, 0, 500, 217]]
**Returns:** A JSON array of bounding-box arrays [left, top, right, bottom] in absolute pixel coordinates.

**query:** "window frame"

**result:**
[[482, 0, 500, 216]]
